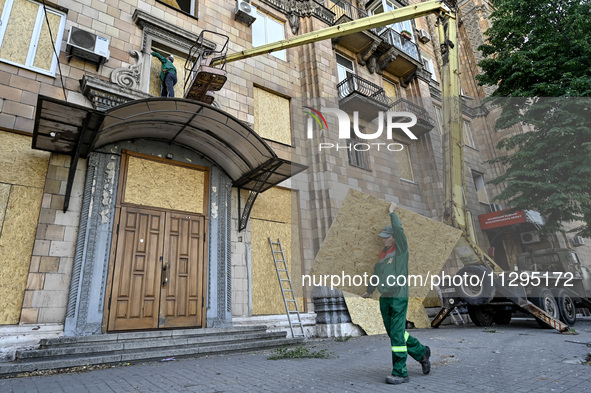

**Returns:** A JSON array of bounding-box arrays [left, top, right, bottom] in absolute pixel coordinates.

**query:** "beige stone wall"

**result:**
[[0, 132, 49, 325], [20, 153, 86, 324]]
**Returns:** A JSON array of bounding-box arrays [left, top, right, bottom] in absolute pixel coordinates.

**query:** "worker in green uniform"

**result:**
[[362, 202, 431, 385], [151, 51, 177, 97]]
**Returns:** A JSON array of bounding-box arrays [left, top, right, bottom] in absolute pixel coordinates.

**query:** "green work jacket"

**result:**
[[367, 212, 409, 297], [151, 52, 177, 81]]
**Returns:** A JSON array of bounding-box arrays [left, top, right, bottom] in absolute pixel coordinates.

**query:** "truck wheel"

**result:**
[[455, 265, 496, 305], [493, 309, 512, 325], [554, 289, 577, 326], [468, 305, 494, 327], [532, 288, 559, 328]]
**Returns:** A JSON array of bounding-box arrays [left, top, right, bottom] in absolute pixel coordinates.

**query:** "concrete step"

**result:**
[[18, 330, 286, 359], [0, 336, 303, 377], [39, 325, 268, 347]]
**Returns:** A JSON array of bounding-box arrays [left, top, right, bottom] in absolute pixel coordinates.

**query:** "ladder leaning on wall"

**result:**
[[268, 238, 305, 338]]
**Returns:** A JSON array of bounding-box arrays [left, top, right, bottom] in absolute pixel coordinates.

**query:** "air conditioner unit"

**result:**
[[66, 27, 110, 65], [571, 236, 585, 247], [418, 29, 431, 44], [235, 0, 257, 26], [520, 231, 540, 245]]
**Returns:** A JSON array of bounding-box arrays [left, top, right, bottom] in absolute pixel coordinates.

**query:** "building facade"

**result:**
[[0, 0, 588, 349]]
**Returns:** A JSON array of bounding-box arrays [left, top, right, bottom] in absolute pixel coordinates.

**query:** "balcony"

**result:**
[[389, 98, 435, 138], [330, 1, 381, 60], [337, 73, 391, 120], [377, 28, 422, 78]]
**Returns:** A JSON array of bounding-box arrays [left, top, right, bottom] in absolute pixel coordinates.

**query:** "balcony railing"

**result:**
[[337, 73, 391, 106], [380, 28, 420, 61], [330, 0, 368, 23], [389, 98, 436, 136]]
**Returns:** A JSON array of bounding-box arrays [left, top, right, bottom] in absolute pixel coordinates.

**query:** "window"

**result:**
[[369, 0, 414, 39], [422, 56, 437, 82], [174, 0, 198, 16], [347, 133, 369, 170], [396, 144, 414, 182], [463, 120, 476, 148], [0, 0, 66, 76], [336, 53, 354, 83], [434, 106, 443, 134], [383, 79, 398, 99], [254, 87, 291, 145], [252, 11, 286, 61], [472, 171, 489, 204]]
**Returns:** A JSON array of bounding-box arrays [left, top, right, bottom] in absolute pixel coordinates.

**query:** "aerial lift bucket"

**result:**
[[184, 30, 229, 104]]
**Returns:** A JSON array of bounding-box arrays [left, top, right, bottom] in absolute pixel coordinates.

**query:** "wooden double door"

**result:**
[[107, 206, 207, 331]]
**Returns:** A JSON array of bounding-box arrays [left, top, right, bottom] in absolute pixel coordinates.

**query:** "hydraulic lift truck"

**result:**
[[183, 0, 576, 333]]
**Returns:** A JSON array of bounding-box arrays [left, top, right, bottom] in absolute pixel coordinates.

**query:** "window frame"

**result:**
[[336, 52, 355, 83], [368, 0, 415, 41], [252, 10, 286, 61], [463, 120, 476, 149], [397, 144, 415, 183], [0, 0, 67, 76], [422, 56, 438, 82], [471, 170, 490, 204], [433, 105, 443, 134], [347, 132, 370, 170]]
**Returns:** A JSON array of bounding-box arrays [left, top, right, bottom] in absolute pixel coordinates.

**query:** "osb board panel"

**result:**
[[251, 219, 303, 315], [254, 88, 291, 145], [0, 183, 10, 237], [0, 185, 44, 324], [149, 50, 189, 98], [311, 189, 461, 299], [407, 297, 431, 328], [124, 156, 205, 214], [383, 80, 398, 99], [250, 187, 292, 223], [0, 0, 36, 65], [33, 11, 61, 71], [159, 0, 181, 9], [0, 132, 50, 188], [344, 294, 431, 335]]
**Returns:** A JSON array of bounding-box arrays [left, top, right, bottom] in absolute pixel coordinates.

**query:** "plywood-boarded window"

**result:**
[[383, 79, 398, 99], [0, 0, 66, 76], [396, 144, 414, 182], [250, 187, 303, 315], [123, 155, 207, 214], [253, 87, 291, 145]]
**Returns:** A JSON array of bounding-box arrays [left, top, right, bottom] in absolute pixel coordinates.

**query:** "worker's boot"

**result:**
[[385, 375, 409, 384], [420, 346, 431, 375]]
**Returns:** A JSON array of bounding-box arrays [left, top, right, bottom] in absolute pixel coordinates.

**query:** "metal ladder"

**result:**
[[268, 238, 305, 338]]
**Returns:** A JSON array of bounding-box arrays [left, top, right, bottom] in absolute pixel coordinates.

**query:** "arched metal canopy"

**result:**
[[32, 96, 306, 219]]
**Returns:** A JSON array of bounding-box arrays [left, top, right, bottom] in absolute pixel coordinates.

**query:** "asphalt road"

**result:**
[[1, 317, 590, 393]]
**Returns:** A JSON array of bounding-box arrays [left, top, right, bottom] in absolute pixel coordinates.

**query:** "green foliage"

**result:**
[[477, 1, 591, 236], [267, 344, 335, 360], [477, 0, 591, 97]]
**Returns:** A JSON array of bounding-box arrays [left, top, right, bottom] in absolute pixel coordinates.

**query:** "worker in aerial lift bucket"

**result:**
[[151, 51, 177, 97], [362, 202, 431, 385]]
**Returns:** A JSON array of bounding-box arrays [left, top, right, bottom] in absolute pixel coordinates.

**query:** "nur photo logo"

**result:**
[[304, 107, 418, 152]]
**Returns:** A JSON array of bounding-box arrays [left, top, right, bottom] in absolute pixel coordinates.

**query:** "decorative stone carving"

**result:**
[[376, 48, 397, 75], [357, 39, 381, 66], [110, 50, 145, 90], [259, 0, 335, 28], [80, 75, 151, 111]]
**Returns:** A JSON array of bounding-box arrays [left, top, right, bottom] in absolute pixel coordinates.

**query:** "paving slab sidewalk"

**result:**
[[1, 318, 590, 393]]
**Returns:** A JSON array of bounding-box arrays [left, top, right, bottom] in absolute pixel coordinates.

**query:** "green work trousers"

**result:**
[[379, 296, 427, 377]]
